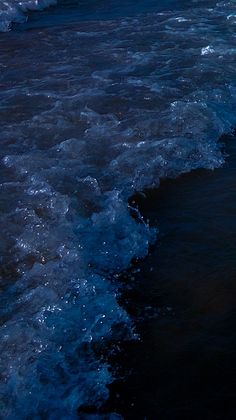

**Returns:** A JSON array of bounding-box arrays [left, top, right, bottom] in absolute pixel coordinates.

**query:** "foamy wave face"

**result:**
[[1, 0, 236, 417], [0, 0, 57, 31]]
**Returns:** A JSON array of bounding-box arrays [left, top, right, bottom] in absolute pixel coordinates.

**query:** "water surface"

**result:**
[[0, 0, 236, 417], [106, 136, 236, 419]]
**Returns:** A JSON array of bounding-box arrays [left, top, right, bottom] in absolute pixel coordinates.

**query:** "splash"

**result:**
[[0, 0, 57, 31]]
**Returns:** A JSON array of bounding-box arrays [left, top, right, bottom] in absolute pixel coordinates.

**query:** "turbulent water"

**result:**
[[1, 0, 236, 418], [0, 0, 58, 32]]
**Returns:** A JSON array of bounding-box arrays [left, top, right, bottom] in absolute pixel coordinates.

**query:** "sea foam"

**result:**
[[0, 0, 57, 31], [1, 0, 236, 417]]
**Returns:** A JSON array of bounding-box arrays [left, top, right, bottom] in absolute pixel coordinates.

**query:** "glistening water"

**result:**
[[0, 0, 236, 418]]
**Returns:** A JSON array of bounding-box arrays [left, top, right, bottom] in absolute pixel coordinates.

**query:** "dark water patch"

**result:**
[[13, 0, 193, 31], [104, 136, 236, 419]]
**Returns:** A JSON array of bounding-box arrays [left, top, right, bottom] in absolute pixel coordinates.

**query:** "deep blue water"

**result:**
[[0, 0, 236, 418], [14, 1, 195, 29], [2, 0, 215, 31]]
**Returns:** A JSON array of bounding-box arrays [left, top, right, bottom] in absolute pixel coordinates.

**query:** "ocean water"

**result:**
[[0, 0, 236, 418], [106, 136, 236, 419]]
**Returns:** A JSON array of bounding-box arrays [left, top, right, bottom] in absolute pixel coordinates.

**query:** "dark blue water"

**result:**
[[105, 135, 236, 419], [9, 0, 217, 31], [15, 0, 192, 29], [1, 0, 236, 418]]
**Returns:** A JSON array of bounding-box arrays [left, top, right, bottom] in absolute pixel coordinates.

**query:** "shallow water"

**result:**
[[106, 136, 236, 419], [1, 0, 236, 418]]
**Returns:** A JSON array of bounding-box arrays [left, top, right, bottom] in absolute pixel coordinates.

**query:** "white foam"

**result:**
[[0, 0, 57, 31], [1, 0, 236, 416]]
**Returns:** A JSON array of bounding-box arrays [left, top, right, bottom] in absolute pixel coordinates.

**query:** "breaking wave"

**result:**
[[0, 0, 57, 31], [1, 0, 236, 417]]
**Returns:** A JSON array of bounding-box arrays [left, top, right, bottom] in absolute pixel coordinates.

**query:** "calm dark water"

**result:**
[[106, 136, 236, 419]]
